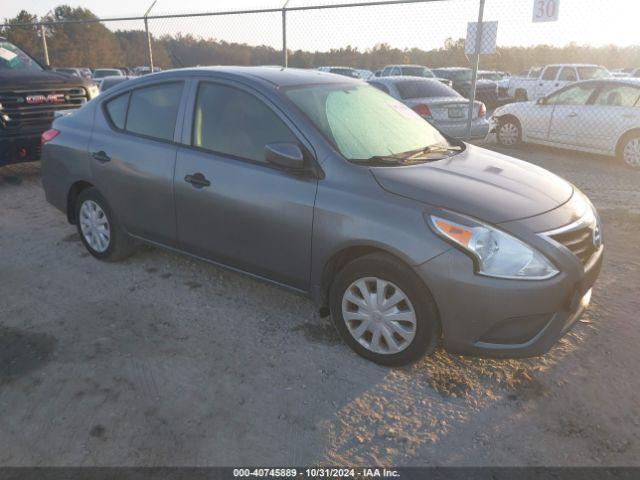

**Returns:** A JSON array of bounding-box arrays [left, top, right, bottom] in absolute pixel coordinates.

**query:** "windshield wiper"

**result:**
[[357, 144, 463, 165]]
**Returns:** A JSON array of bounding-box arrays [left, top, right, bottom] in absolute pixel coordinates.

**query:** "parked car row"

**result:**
[[40, 66, 604, 366]]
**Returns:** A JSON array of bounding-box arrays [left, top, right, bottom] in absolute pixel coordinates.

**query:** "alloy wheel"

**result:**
[[623, 138, 640, 168], [341, 277, 417, 355], [79, 200, 111, 253], [498, 122, 520, 146]]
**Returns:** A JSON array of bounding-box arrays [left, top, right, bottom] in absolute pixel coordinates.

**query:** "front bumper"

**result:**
[[414, 243, 603, 358], [0, 133, 42, 166]]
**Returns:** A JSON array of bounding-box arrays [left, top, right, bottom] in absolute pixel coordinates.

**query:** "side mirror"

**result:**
[[537, 97, 547, 106], [265, 142, 306, 171]]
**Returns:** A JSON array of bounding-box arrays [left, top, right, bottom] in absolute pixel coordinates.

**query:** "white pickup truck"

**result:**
[[507, 64, 610, 101]]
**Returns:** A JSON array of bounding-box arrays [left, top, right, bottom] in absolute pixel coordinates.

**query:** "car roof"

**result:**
[[561, 78, 640, 87], [433, 67, 469, 71], [385, 64, 428, 68], [545, 64, 603, 68], [146, 66, 362, 88]]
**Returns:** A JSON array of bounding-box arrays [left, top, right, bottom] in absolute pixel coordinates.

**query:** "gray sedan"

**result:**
[[368, 76, 490, 139], [41, 67, 602, 366]]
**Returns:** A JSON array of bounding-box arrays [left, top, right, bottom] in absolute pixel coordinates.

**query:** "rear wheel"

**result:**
[[497, 118, 522, 147], [619, 133, 640, 168], [329, 253, 440, 366], [75, 188, 133, 261]]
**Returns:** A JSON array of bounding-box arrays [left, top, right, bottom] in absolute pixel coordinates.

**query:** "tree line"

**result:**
[[3, 5, 640, 73]]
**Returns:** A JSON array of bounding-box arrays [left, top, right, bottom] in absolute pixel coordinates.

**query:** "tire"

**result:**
[[329, 253, 440, 367], [497, 117, 522, 147], [75, 187, 134, 261], [618, 132, 640, 169]]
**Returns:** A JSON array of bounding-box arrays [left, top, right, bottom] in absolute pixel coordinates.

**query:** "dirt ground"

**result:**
[[0, 143, 639, 466]]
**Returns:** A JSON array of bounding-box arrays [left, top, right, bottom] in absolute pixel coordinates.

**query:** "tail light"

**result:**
[[412, 103, 432, 118], [478, 102, 487, 118], [41, 129, 60, 146]]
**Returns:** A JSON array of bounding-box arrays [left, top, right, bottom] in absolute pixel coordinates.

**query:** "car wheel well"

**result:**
[[318, 246, 413, 317], [615, 128, 640, 157], [66, 181, 94, 224], [498, 114, 521, 127]]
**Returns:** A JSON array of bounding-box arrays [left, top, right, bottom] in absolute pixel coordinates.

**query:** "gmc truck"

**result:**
[[1, 37, 98, 167], [507, 64, 611, 102]]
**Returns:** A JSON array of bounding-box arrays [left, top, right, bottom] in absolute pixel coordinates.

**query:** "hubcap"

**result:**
[[341, 277, 417, 355], [79, 200, 111, 253], [498, 122, 519, 146], [623, 138, 640, 167]]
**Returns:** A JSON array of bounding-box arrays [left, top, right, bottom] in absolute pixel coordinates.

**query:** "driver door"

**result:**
[[547, 83, 599, 147]]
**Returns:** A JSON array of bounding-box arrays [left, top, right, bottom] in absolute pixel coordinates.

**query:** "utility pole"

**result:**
[[40, 24, 50, 66], [144, 0, 157, 71], [466, 0, 485, 140], [282, 0, 290, 67]]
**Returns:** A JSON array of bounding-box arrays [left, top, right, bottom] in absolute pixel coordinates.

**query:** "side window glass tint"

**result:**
[[542, 67, 560, 81], [594, 84, 640, 107], [104, 93, 129, 130], [126, 82, 184, 142], [192, 83, 298, 163]]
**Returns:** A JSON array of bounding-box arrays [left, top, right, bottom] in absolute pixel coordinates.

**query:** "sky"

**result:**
[[2, 0, 638, 52]]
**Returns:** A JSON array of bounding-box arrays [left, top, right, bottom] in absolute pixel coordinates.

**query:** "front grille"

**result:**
[[550, 224, 597, 266], [0, 87, 88, 131]]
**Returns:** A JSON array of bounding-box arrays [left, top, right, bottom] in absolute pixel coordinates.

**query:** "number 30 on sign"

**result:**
[[533, 0, 559, 22]]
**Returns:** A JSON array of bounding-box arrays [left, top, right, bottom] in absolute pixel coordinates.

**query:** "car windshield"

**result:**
[[578, 67, 610, 80], [480, 72, 502, 81], [285, 83, 449, 162], [0, 40, 43, 71], [401, 66, 435, 78], [396, 80, 461, 99], [451, 70, 472, 82]]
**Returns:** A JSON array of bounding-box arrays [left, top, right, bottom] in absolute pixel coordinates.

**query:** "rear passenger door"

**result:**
[[173, 80, 318, 290], [90, 81, 186, 246]]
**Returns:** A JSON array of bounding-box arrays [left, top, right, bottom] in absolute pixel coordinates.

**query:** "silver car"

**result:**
[[369, 76, 490, 139], [41, 67, 602, 366]]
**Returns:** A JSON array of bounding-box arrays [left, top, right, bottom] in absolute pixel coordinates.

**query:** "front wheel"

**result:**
[[497, 118, 522, 147], [619, 133, 640, 168], [329, 253, 440, 366]]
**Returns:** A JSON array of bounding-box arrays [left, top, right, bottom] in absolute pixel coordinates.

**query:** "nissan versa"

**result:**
[[40, 67, 603, 366]]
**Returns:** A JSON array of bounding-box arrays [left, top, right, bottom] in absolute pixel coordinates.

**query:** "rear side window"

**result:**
[[104, 93, 129, 130], [542, 66, 560, 80], [593, 84, 640, 107], [126, 82, 184, 142], [396, 80, 460, 99], [192, 82, 298, 163]]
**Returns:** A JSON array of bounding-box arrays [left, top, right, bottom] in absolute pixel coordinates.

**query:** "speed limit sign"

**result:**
[[532, 0, 560, 22]]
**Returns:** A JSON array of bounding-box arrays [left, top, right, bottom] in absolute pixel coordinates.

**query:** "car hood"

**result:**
[[0, 69, 92, 89], [370, 144, 573, 224]]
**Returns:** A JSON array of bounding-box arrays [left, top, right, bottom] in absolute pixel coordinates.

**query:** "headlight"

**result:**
[[429, 214, 559, 280], [87, 84, 100, 99]]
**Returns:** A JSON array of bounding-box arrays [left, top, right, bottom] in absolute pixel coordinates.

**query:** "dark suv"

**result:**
[[0, 37, 98, 166]]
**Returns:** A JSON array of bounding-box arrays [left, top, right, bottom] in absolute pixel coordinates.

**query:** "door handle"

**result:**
[[567, 112, 578, 118], [184, 172, 211, 189], [91, 150, 111, 163]]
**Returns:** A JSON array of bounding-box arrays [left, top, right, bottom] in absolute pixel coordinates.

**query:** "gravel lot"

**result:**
[[1, 143, 639, 467]]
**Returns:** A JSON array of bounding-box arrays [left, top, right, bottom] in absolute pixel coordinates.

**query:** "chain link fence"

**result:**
[[1, 0, 639, 153]]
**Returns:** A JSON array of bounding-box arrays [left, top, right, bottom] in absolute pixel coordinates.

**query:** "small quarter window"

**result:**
[[104, 93, 129, 130]]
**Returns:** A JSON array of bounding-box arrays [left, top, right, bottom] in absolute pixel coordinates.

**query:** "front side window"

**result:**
[[286, 83, 447, 161], [126, 82, 184, 142], [546, 84, 597, 106], [542, 67, 560, 81], [593, 84, 640, 107], [192, 82, 298, 163]]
